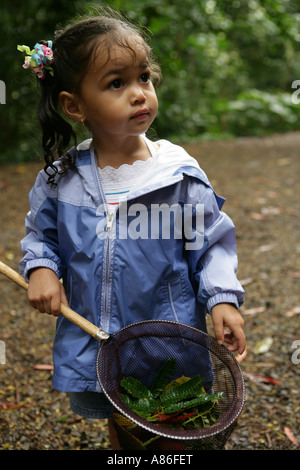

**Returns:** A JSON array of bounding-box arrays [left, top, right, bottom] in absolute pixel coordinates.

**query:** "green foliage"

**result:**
[[120, 358, 223, 431], [1, 0, 300, 164], [150, 357, 176, 398]]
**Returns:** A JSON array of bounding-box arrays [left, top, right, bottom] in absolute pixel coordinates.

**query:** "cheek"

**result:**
[[151, 93, 159, 115], [146, 85, 158, 107]]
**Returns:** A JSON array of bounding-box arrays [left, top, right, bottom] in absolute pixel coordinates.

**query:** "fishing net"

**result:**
[[96, 320, 245, 450]]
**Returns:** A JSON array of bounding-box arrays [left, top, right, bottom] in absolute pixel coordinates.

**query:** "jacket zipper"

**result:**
[[92, 153, 115, 335], [106, 211, 114, 232], [102, 207, 116, 334]]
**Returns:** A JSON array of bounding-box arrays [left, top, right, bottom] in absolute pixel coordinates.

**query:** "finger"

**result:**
[[224, 324, 246, 354], [33, 301, 46, 314], [235, 350, 247, 363], [212, 318, 225, 345], [224, 331, 234, 345], [60, 285, 69, 307], [50, 295, 62, 317]]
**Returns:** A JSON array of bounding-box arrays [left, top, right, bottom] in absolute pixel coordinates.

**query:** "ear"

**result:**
[[59, 91, 85, 123]]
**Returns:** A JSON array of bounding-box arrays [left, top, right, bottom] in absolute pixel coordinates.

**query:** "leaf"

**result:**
[[240, 277, 254, 286], [242, 306, 265, 315], [0, 401, 27, 410], [33, 364, 54, 370], [284, 426, 299, 447], [150, 358, 176, 398], [257, 243, 275, 252], [160, 375, 203, 405], [121, 393, 159, 417], [260, 207, 280, 216], [253, 337, 273, 354], [164, 392, 222, 414], [120, 377, 153, 400], [0, 401, 16, 409], [163, 375, 191, 392], [286, 307, 300, 317], [251, 212, 268, 220], [244, 372, 283, 385]]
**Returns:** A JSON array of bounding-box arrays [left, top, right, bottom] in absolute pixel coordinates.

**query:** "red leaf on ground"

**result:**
[[244, 372, 283, 385], [284, 427, 299, 447]]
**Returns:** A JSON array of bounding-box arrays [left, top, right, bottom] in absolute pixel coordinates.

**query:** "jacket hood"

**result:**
[[75, 136, 225, 210]]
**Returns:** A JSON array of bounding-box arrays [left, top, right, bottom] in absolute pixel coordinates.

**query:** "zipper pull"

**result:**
[[106, 211, 114, 232]]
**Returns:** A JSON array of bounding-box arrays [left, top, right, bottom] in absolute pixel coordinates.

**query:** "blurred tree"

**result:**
[[0, 0, 88, 164], [1, 0, 300, 164]]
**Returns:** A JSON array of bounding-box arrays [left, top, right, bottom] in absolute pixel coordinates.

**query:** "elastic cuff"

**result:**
[[23, 258, 59, 282], [206, 292, 239, 315]]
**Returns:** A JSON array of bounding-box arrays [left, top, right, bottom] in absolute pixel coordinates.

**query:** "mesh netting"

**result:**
[[96, 320, 245, 450]]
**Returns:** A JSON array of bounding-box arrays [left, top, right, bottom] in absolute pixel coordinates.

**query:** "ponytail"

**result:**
[[35, 40, 77, 186], [37, 64, 77, 186]]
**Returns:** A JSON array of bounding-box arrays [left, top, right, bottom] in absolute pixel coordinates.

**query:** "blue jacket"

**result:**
[[20, 138, 245, 392]]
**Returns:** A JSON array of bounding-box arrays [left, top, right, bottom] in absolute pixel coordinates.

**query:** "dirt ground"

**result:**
[[0, 132, 299, 451]]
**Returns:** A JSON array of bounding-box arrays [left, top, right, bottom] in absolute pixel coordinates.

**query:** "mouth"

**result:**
[[131, 108, 150, 120]]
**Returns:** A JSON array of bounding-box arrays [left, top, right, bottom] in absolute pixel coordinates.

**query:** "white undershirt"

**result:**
[[98, 137, 157, 207]]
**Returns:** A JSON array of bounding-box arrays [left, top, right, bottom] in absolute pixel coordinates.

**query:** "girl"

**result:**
[[18, 8, 245, 449]]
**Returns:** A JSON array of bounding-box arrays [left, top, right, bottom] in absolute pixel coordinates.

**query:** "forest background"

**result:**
[[1, 0, 300, 164]]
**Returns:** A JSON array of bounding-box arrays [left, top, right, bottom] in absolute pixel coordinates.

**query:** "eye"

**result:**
[[109, 79, 123, 89], [140, 72, 151, 83]]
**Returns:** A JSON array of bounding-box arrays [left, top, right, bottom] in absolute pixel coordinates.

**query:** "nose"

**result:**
[[130, 85, 146, 105]]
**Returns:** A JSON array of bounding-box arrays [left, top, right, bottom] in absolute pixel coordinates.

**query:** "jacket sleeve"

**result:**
[[19, 170, 65, 282], [187, 181, 245, 314]]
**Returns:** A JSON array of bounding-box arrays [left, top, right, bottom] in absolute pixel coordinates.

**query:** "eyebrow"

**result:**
[[101, 61, 150, 81]]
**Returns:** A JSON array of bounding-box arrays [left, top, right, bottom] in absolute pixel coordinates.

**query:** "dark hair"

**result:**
[[37, 7, 161, 185]]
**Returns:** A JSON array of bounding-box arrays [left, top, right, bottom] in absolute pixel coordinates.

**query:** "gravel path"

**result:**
[[0, 132, 299, 450]]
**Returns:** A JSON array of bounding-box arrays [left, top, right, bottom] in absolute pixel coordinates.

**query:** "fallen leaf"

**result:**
[[33, 364, 54, 370], [0, 401, 27, 410], [261, 207, 280, 215], [242, 306, 265, 315], [244, 372, 283, 385], [257, 244, 275, 253], [286, 307, 300, 317], [0, 401, 15, 409], [240, 277, 254, 286], [251, 212, 268, 220], [284, 426, 299, 447], [253, 337, 273, 354]]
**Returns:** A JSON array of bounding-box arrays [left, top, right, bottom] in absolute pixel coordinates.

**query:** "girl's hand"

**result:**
[[211, 303, 246, 361], [27, 267, 68, 316]]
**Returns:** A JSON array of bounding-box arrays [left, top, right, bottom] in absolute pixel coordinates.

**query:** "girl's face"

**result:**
[[75, 38, 158, 144]]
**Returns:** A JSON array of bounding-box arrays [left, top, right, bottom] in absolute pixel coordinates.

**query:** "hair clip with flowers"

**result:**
[[17, 41, 54, 79]]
